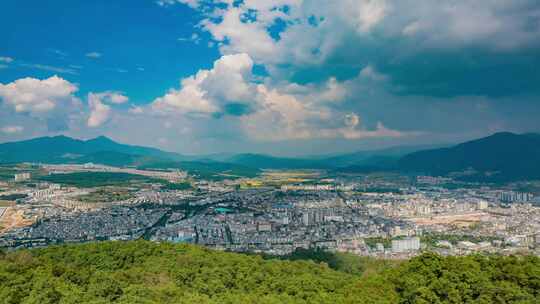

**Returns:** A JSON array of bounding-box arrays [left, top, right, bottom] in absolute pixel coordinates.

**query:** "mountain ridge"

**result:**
[[0, 135, 185, 164], [397, 132, 540, 182], [0, 135, 439, 169], [2, 132, 539, 182]]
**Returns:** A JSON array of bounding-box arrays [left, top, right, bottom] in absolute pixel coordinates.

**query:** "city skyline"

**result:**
[[2, 0, 540, 156]]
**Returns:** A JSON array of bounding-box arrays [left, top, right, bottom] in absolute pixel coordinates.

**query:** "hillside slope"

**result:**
[[0, 241, 538, 303], [224, 144, 441, 170], [398, 132, 540, 182], [0, 135, 184, 164]]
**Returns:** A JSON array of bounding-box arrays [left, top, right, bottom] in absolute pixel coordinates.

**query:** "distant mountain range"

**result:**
[[0, 135, 442, 169], [0, 135, 184, 165], [0, 135, 257, 180], [398, 132, 540, 182], [1, 132, 539, 182], [215, 145, 447, 169], [226, 132, 540, 183], [223, 154, 326, 169]]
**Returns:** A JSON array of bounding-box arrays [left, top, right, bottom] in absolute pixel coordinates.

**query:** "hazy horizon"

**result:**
[[0, 132, 461, 158]]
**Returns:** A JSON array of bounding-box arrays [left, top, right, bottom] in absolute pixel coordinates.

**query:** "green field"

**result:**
[[76, 188, 135, 203], [38, 172, 163, 188], [0, 241, 538, 303], [0, 165, 43, 181], [0, 194, 28, 201], [0, 167, 17, 181], [364, 237, 392, 249], [161, 182, 193, 191]]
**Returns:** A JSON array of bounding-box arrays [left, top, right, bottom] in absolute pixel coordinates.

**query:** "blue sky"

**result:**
[[1, 0, 219, 103], [1, 0, 540, 155]]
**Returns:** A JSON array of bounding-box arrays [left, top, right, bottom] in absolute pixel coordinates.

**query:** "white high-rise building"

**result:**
[[477, 200, 488, 210], [392, 237, 421, 253], [14, 172, 31, 182]]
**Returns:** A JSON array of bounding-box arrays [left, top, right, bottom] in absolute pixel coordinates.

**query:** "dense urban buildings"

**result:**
[[1, 163, 539, 259]]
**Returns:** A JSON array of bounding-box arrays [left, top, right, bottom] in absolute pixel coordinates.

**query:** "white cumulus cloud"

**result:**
[[149, 52, 416, 142], [183, 0, 540, 73], [87, 93, 112, 128], [94, 91, 129, 104], [0, 76, 79, 115], [86, 91, 129, 127], [151, 53, 254, 115]]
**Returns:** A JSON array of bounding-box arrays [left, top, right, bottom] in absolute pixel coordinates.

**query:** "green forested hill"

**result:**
[[0, 135, 185, 165], [398, 132, 540, 182], [0, 241, 538, 303]]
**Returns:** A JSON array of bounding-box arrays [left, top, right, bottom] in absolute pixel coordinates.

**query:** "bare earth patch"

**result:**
[[407, 212, 491, 226], [0, 207, 35, 235]]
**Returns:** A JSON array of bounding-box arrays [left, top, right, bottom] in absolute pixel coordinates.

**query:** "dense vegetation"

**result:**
[[420, 233, 503, 247], [161, 182, 193, 191], [76, 188, 135, 203], [277, 248, 398, 277], [364, 237, 392, 249], [0, 167, 18, 181], [0, 194, 27, 201], [38, 172, 162, 188], [0, 165, 42, 182], [0, 241, 538, 303]]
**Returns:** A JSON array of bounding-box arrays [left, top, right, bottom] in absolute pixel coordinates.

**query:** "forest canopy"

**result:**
[[0, 241, 538, 303]]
